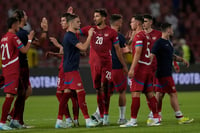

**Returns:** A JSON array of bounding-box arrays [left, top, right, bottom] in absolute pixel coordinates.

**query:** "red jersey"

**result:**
[[132, 31, 152, 72], [0, 32, 24, 76], [80, 26, 119, 66], [148, 29, 162, 70]]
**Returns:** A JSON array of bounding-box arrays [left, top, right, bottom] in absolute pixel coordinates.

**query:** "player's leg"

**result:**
[[70, 90, 79, 127], [55, 88, 72, 128], [117, 90, 127, 124], [120, 91, 139, 127]]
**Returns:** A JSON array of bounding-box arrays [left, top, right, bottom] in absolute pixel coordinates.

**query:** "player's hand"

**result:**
[[173, 61, 180, 73], [123, 65, 128, 75], [183, 59, 190, 68], [41, 17, 48, 32], [67, 6, 74, 14], [45, 51, 53, 58], [88, 28, 94, 37], [49, 37, 59, 46], [128, 70, 134, 78], [28, 30, 35, 41]]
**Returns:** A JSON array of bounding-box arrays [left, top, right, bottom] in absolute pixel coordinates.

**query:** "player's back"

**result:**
[[0, 32, 21, 75], [132, 31, 153, 71]]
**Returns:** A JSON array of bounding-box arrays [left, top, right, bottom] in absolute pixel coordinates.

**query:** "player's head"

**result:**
[[110, 14, 123, 31], [143, 14, 153, 30], [94, 8, 107, 26], [67, 14, 80, 30], [13, 9, 27, 26], [130, 14, 144, 30], [161, 22, 173, 36], [61, 13, 71, 30], [7, 17, 19, 32]]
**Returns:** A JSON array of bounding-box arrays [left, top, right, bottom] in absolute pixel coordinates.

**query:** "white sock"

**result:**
[[158, 112, 162, 116], [148, 111, 153, 118], [130, 118, 137, 123], [175, 111, 183, 119], [119, 106, 126, 119], [96, 107, 100, 114], [56, 119, 63, 124], [85, 118, 91, 123], [66, 118, 72, 123]]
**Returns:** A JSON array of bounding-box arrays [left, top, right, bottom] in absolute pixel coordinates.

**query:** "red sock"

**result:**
[[131, 97, 140, 119], [148, 96, 159, 118], [146, 97, 151, 111], [97, 91, 104, 118], [158, 99, 162, 113], [9, 107, 15, 119], [71, 91, 79, 120], [64, 103, 71, 119], [104, 90, 110, 115], [56, 92, 63, 103], [1, 97, 14, 123], [77, 91, 89, 119], [57, 92, 71, 120]]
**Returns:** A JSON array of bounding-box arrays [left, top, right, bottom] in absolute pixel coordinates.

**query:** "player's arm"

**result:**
[[128, 46, 142, 78], [49, 37, 63, 49], [75, 28, 94, 51], [19, 30, 35, 53], [173, 61, 180, 73], [46, 51, 63, 58], [114, 44, 128, 74], [173, 54, 189, 67]]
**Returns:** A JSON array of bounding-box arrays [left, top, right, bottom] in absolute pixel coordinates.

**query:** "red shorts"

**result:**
[[20, 67, 31, 90], [110, 69, 127, 92], [130, 70, 153, 93], [90, 64, 112, 89], [154, 76, 177, 93], [4, 74, 20, 94], [57, 67, 65, 91], [64, 71, 83, 90]]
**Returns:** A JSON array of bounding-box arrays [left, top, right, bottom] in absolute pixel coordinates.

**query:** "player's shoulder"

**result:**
[[135, 31, 146, 38]]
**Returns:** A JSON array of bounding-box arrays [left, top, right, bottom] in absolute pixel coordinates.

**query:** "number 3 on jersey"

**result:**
[[95, 36, 103, 45], [1, 43, 10, 60]]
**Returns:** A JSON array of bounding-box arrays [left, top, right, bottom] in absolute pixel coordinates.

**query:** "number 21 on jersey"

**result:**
[[1, 43, 10, 60]]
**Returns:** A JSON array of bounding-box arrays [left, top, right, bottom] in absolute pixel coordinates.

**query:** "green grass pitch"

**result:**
[[0, 91, 199, 133]]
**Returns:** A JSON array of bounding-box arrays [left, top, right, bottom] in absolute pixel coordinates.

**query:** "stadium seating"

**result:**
[[1, 0, 200, 67]]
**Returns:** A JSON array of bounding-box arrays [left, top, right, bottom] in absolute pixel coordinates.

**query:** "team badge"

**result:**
[[104, 33, 109, 37], [152, 37, 157, 40]]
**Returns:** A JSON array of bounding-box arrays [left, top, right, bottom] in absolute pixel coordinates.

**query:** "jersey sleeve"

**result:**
[[151, 39, 160, 55], [13, 35, 24, 49], [133, 33, 144, 48], [79, 26, 92, 36], [112, 30, 119, 45], [118, 33, 126, 48]]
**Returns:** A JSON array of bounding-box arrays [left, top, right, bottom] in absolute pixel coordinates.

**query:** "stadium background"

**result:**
[[0, 0, 200, 95]]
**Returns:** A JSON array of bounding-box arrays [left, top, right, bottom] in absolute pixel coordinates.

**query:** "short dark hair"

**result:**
[[95, 8, 107, 17], [66, 14, 79, 23], [143, 14, 153, 20], [133, 14, 144, 24], [109, 14, 122, 25], [13, 9, 24, 22], [160, 23, 172, 32], [7, 17, 18, 29], [61, 13, 71, 20]]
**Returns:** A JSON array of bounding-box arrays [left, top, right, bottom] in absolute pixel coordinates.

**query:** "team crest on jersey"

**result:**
[[146, 36, 150, 40], [152, 37, 157, 40], [17, 39, 21, 44], [136, 35, 140, 38], [77, 83, 82, 87], [104, 33, 109, 37]]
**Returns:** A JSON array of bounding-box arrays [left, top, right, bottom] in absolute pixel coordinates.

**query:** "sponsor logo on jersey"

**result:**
[[104, 33, 109, 37]]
